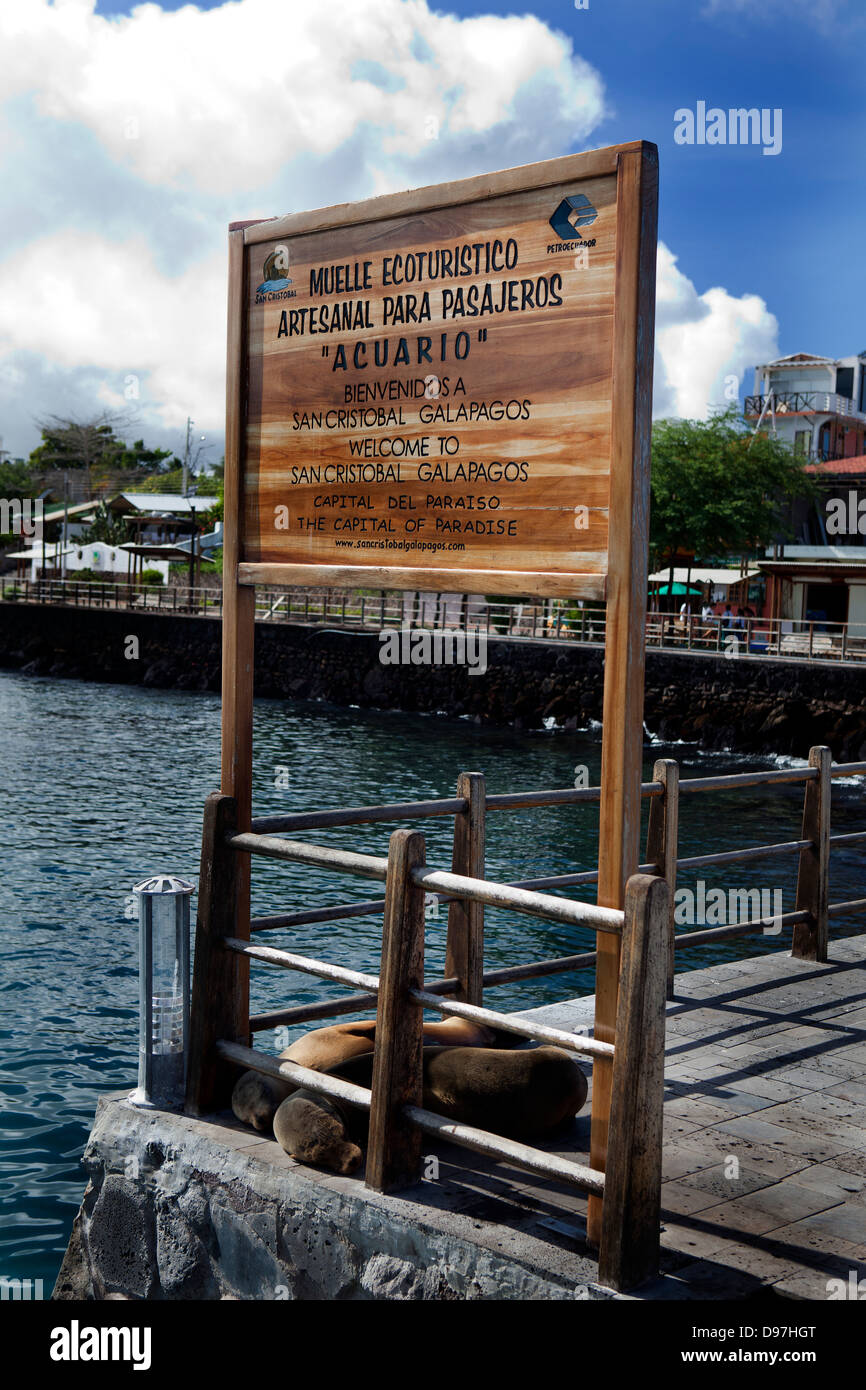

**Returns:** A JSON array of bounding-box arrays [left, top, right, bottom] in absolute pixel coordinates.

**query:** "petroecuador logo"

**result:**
[[549, 193, 597, 240], [255, 245, 296, 304], [547, 194, 597, 253]]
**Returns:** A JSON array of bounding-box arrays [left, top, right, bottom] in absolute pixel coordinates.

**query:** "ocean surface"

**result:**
[[1, 668, 864, 1290]]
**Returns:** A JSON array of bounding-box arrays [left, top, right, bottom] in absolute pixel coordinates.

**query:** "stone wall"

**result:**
[[2, 601, 865, 758], [54, 1095, 610, 1301]]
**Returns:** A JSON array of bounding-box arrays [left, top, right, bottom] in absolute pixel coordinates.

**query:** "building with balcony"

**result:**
[[745, 351, 866, 461]]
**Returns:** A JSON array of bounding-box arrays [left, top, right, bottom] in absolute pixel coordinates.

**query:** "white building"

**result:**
[[8, 539, 169, 583], [746, 351, 866, 461]]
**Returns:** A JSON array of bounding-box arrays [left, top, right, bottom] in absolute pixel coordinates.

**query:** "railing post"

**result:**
[[792, 745, 831, 962], [366, 829, 426, 1192], [445, 771, 486, 1005], [645, 758, 679, 999], [598, 873, 668, 1292], [186, 792, 247, 1115]]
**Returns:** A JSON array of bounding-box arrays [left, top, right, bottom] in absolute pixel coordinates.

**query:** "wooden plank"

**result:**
[[410, 865, 624, 932], [404, 1104, 605, 1197], [589, 143, 658, 1247], [250, 796, 466, 833], [410, 987, 614, 1060], [445, 771, 486, 1005], [216, 1040, 371, 1112], [228, 831, 389, 880], [366, 829, 427, 1192], [223, 937, 380, 992], [243, 145, 639, 245], [598, 873, 667, 1292], [185, 793, 246, 1115], [222, 227, 255, 943], [792, 745, 831, 962], [645, 757, 679, 1000], [238, 563, 606, 601]]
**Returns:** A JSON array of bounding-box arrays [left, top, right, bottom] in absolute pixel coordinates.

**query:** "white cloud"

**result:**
[[653, 242, 779, 419], [0, 0, 605, 196], [0, 0, 783, 456], [0, 233, 226, 435]]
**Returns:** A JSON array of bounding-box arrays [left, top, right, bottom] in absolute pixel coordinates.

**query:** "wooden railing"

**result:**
[[0, 576, 222, 615], [6, 576, 866, 665], [184, 744, 865, 1293], [186, 792, 668, 1293]]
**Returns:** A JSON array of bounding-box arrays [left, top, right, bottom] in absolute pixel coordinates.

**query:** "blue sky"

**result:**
[[1, 0, 863, 461]]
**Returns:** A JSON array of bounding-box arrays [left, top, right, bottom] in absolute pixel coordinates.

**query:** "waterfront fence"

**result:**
[[184, 745, 864, 1293], [4, 576, 866, 665]]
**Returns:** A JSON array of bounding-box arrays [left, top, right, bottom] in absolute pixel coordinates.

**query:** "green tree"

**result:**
[[0, 457, 38, 500], [650, 407, 814, 575], [28, 412, 177, 475], [137, 466, 185, 493]]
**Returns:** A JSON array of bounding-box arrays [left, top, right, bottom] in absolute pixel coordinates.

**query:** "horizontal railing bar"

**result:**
[[247, 952, 600, 1033], [248, 829, 842, 931], [250, 798, 467, 834], [251, 899, 388, 931], [829, 830, 866, 847], [828, 898, 866, 917], [249, 978, 462, 1033], [479, 949, 599, 986], [223, 937, 381, 993], [227, 832, 389, 881], [409, 866, 624, 933], [674, 908, 811, 948], [829, 762, 866, 777], [409, 987, 615, 1059], [215, 1039, 372, 1111], [678, 768, 819, 793], [484, 781, 662, 811], [675, 840, 812, 871], [403, 1103, 605, 1197]]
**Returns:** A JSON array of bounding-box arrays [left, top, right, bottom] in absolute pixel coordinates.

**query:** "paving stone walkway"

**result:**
[[506, 931, 866, 1298]]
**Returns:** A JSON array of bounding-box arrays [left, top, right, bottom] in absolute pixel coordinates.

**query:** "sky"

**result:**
[[0, 0, 863, 463]]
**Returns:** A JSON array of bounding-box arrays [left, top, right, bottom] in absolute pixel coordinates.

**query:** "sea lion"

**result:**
[[273, 1091, 363, 1175], [231, 1014, 518, 1131], [271, 1046, 589, 1173]]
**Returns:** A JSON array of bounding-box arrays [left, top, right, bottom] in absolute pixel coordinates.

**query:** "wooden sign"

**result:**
[[221, 142, 658, 1248], [231, 143, 656, 601]]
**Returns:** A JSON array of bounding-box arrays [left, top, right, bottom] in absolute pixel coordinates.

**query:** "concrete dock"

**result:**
[[55, 934, 866, 1300]]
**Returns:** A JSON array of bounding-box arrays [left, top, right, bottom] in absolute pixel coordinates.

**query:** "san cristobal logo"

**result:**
[[255, 246, 296, 304]]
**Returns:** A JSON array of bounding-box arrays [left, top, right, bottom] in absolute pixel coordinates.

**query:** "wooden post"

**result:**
[[222, 226, 256, 941], [186, 792, 248, 1115], [589, 143, 658, 1247], [792, 745, 831, 962], [366, 829, 426, 1192], [645, 758, 679, 999], [598, 873, 668, 1293], [445, 772, 486, 1005]]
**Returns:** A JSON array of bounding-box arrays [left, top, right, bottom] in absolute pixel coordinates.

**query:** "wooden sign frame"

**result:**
[[220, 141, 658, 1245]]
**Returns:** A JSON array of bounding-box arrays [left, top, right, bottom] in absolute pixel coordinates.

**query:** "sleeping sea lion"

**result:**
[[272, 1045, 589, 1173], [231, 1014, 518, 1131]]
